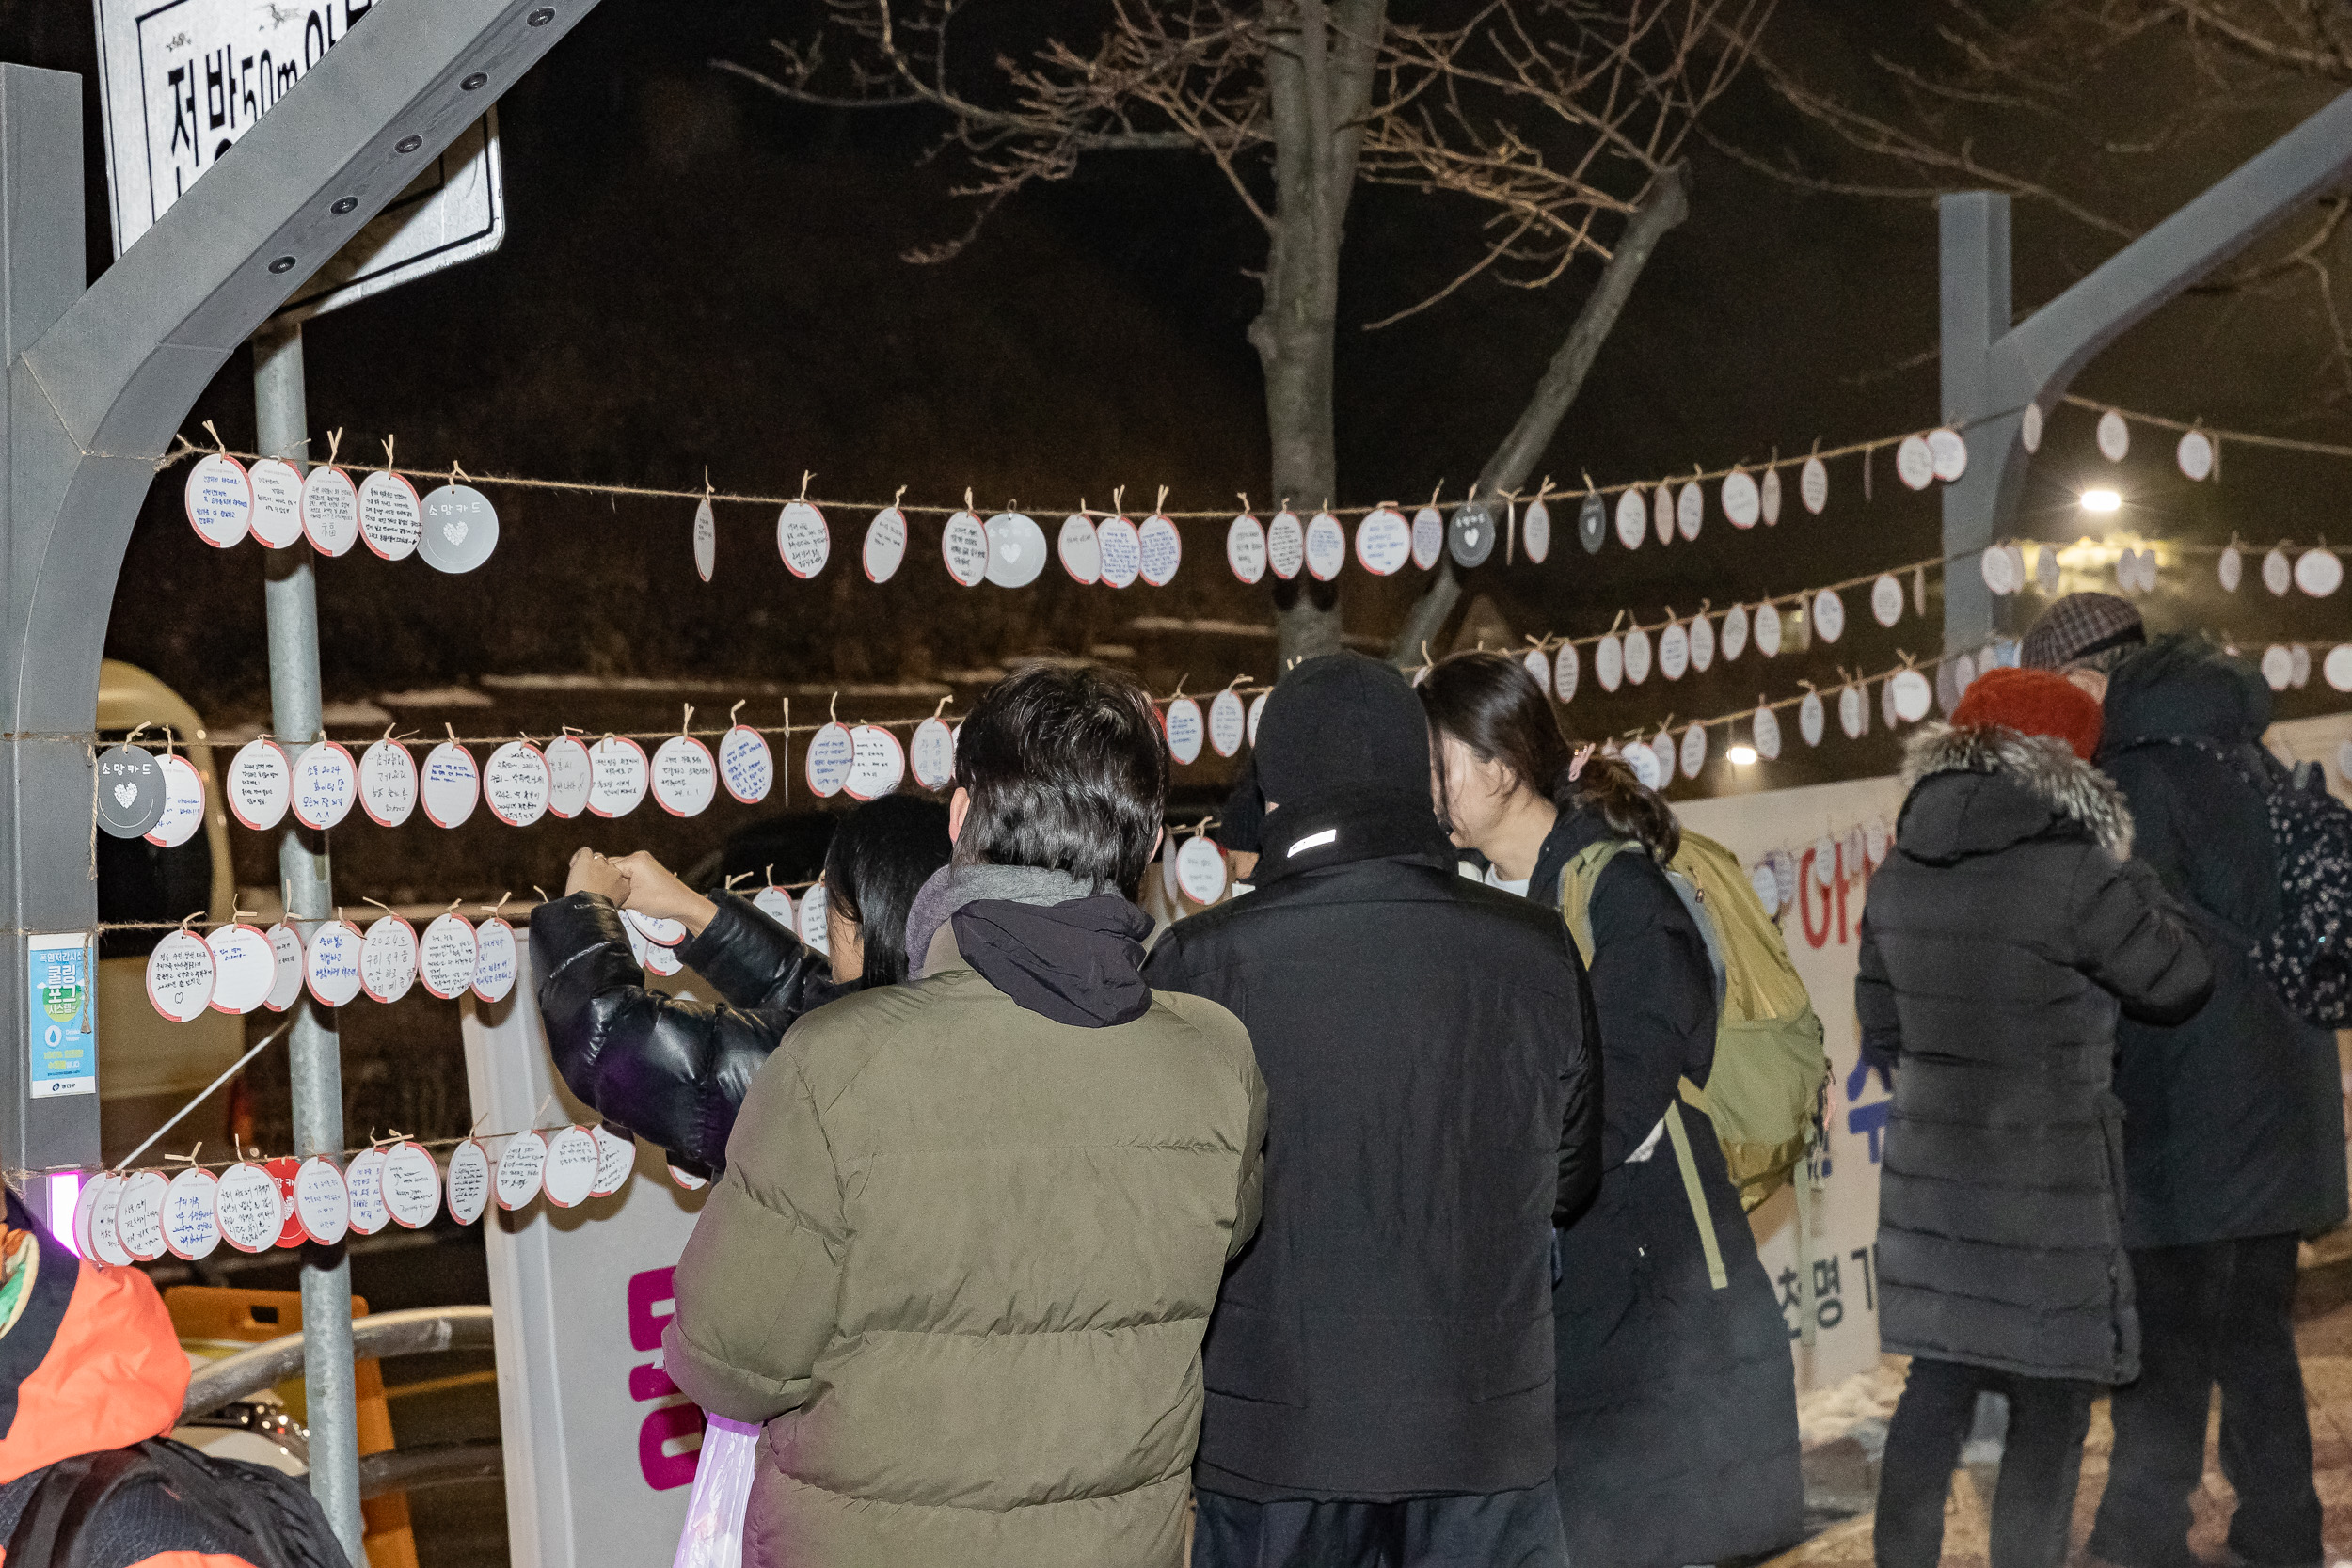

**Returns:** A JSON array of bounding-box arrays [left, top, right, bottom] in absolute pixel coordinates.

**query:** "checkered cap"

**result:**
[[2020, 592, 2144, 671]]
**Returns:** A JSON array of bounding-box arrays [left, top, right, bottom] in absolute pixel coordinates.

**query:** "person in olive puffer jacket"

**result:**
[[531, 795, 949, 1174]]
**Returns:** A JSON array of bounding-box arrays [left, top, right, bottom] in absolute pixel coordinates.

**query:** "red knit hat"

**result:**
[[1950, 665, 2103, 760]]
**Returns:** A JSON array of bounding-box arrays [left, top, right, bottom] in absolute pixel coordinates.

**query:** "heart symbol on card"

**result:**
[[442, 520, 469, 545], [112, 783, 137, 809], [1465, 529, 1480, 546]]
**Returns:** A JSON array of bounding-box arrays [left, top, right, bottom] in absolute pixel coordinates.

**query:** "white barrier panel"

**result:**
[[460, 952, 709, 1568]]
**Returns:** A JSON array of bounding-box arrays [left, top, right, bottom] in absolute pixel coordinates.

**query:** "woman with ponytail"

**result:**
[[1420, 650, 1803, 1568]]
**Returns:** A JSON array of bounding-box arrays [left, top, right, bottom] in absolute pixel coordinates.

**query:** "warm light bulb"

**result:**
[[1727, 744, 1759, 767], [2080, 488, 2122, 513]]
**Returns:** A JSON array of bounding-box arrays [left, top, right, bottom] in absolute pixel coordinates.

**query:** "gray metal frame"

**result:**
[[1940, 89, 2352, 653]]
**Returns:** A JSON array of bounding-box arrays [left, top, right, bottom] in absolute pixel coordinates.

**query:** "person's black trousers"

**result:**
[[2090, 1234, 2321, 1568], [1874, 1356, 2098, 1568], [1192, 1482, 1569, 1568]]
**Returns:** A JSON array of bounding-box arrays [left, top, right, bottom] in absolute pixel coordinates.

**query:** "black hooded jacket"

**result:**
[[532, 891, 848, 1174], [2097, 634, 2349, 1246], [1142, 790, 1602, 1502]]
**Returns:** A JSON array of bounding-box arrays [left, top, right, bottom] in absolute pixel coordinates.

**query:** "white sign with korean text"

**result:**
[[91, 0, 504, 321]]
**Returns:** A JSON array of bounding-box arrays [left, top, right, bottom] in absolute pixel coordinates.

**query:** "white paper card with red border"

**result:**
[[544, 735, 592, 819], [420, 912, 479, 1000], [1355, 507, 1409, 576], [1096, 515, 1141, 588], [345, 1147, 389, 1235], [753, 886, 795, 929], [804, 722, 852, 798], [497, 1132, 548, 1211], [114, 1170, 168, 1261], [863, 507, 907, 583], [384, 1142, 441, 1228], [543, 1127, 600, 1209], [590, 1125, 635, 1198], [295, 1157, 349, 1246], [586, 736, 648, 818], [1058, 514, 1102, 584], [910, 718, 954, 790], [146, 929, 215, 1022], [1305, 513, 1345, 581], [358, 470, 422, 560], [799, 883, 832, 957], [205, 924, 275, 1016], [146, 753, 206, 849], [263, 924, 304, 1013], [651, 735, 718, 816], [1137, 515, 1182, 585], [943, 509, 989, 587], [484, 741, 550, 827], [845, 726, 904, 800], [421, 741, 481, 829], [247, 458, 303, 548], [163, 1167, 221, 1259], [300, 466, 359, 556], [471, 918, 518, 1004], [1209, 690, 1247, 758], [292, 741, 358, 831], [227, 739, 292, 831], [304, 919, 364, 1007], [1266, 512, 1303, 579], [776, 502, 830, 578], [184, 453, 252, 547], [445, 1140, 491, 1226], [1227, 514, 1266, 584], [1176, 835, 1227, 904], [359, 738, 417, 827], [1164, 698, 1205, 766], [719, 726, 773, 804], [215, 1163, 282, 1255], [361, 915, 419, 1004]]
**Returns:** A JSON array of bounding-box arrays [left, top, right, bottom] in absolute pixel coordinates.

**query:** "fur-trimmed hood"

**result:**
[[1898, 722, 2135, 862]]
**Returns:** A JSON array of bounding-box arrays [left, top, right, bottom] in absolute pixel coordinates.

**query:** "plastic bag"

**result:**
[[673, 1414, 760, 1568]]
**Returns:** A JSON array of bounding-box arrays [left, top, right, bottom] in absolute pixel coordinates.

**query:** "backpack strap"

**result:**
[[1558, 838, 1638, 966], [1663, 1096, 1729, 1291], [7, 1449, 143, 1566]]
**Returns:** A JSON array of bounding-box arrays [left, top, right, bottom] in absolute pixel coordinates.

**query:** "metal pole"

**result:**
[[252, 318, 363, 1563]]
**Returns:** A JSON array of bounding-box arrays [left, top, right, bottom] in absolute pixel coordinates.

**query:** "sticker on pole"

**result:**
[[1209, 689, 1247, 758], [358, 470, 423, 560], [942, 509, 989, 587], [693, 497, 717, 582], [301, 466, 359, 557], [719, 725, 772, 804], [226, 739, 292, 832], [1176, 836, 1227, 904], [384, 1142, 440, 1228], [359, 738, 417, 827], [862, 506, 906, 583], [776, 502, 831, 578], [985, 513, 1048, 589], [163, 1166, 221, 1259], [544, 735, 591, 819], [247, 458, 304, 548], [653, 735, 718, 816], [145, 929, 215, 1022], [445, 1141, 491, 1227], [543, 1127, 600, 1209], [483, 740, 549, 827], [289, 740, 357, 831], [184, 452, 253, 547], [419, 484, 499, 574], [1057, 514, 1101, 584], [344, 1148, 389, 1236], [1163, 698, 1205, 766], [419, 911, 479, 1000], [263, 924, 303, 1012], [1095, 515, 1141, 589], [1226, 514, 1266, 584], [496, 1132, 548, 1211], [360, 913, 419, 1004], [421, 741, 480, 828], [304, 918, 363, 1007], [1356, 507, 1410, 576], [844, 726, 906, 798], [586, 736, 648, 817], [1520, 499, 1550, 563], [910, 717, 954, 790], [215, 1163, 282, 1256], [1305, 513, 1345, 580], [294, 1157, 349, 1246], [145, 752, 206, 849], [1266, 511, 1303, 579], [204, 923, 275, 1016]]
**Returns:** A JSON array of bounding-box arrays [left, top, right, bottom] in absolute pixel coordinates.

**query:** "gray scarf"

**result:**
[[903, 864, 1104, 974]]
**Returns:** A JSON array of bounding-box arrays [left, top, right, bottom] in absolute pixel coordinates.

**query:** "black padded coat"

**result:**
[[532, 891, 847, 1174], [1857, 722, 2213, 1384]]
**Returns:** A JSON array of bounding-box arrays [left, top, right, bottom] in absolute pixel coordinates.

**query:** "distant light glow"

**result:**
[[1726, 744, 1759, 767], [44, 1173, 79, 1254], [2080, 488, 2122, 514]]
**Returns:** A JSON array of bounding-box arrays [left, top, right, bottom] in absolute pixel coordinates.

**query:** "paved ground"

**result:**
[[1773, 1250, 2352, 1568]]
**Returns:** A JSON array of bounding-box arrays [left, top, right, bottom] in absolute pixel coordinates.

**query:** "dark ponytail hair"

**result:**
[[1417, 649, 1680, 863]]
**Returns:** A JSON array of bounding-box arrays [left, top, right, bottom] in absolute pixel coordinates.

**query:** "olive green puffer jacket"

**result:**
[[663, 931, 1266, 1568]]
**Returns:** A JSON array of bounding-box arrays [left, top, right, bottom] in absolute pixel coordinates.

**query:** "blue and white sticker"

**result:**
[[28, 933, 93, 1097]]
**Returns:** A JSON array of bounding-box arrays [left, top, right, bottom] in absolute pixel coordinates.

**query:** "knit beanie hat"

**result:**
[[2020, 592, 2144, 671], [1950, 665, 2105, 761], [1254, 652, 1431, 808]]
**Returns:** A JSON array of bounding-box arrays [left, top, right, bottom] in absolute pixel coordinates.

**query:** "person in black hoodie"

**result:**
[[1418, 649, 1803, 1568], [1856, 665, 2212, 1568], [531, 795, 950, 1174], [1144, 651, 1602, 1568], [2023, 604, 2349, 1568]]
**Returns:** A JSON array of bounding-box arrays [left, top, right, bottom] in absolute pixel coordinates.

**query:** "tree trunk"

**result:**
[[1387, 165, 1692, 666], [1255, 0, 1385, 673]]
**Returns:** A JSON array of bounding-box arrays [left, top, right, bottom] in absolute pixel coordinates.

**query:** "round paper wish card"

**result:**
[[146, 929, 215, 1022], [1595, 635, 1623, 693], [383, 1142, 441, 1228], [290, 740, 357, 831], [942, 509, 989, 587], [1578, 493, 1606, 553], [294, 1157, 349, 1246], [1652, 487, 1675, 546], [543, 735, 591, 819], [1176, 835, 1227, 904], [1677, 483, 1704, 542], [1137, 515, 1182, 586], [1722, 471, 1759, 529], [357, 469, 423, 560], [1812, 588, 1846, 643], [985, 513, 1048, 589], [776, 501, 831, 578], [1679, 725, 1707, 780], [419, 483, 499, 574], [543, 1126, 601, 1209], [2097, 409, 2130, 461], [266, 1156, 308, 1248], [163, 1166, 221, 1259], [1799, 691, 1825, 748], [1929, 428, 1968, 482], [71, 1174, 115, 1264], [1449, 501, 1496, 568], [1553, 643, 1579, 704], [359, 737, 417, 827], [1690, 614, 1715, 673], [360, 913, 419, 1004], [1891, 669, 1934, 723], [1163, 698, 1205, 766], [2021, 403, 2044, 452], [496, 1132, 548, 1211], [1248, 692, 1266, 747], [910, 717, 954, 790], [753, 885, 796, 928], [248, 458, 304, 548], [591, 1125, 635, 1197], [444, 1140, 491, 1226], [304, 918, 364, 1007], [419, 911, 478, 1000], [1657, 624, 1688, 682], [2298, 547, 2343, 597], [627, 909, 688, 949], [344, 1147, 389, 1236], [1414, 506, 1446, 570], [227, 738, 292, 831], [2262, 645, 2293, 690], [1760, 467, 1784, 525], [263, 924, 303, 1013], [804, 721, 853, 798], [2328, 645, 2352, 692], [1721, 604, 1749, 661], [1356, 507, 1409, 577], [653, 734, 718, 816], [471, 917, 517, 1004], [1520, 499, 1550, 564], [1058, 514, 1101, 584], [1304, 513, 1345, 581], [214, 1162, 282, 1255], [484, 739, 550, 827], [1755, 602, 1783, 657], [2265, 548, 2293, 596], [863, 506, 907, 583], [1624, 739, 1661, 791], [693, 497, 716, 583], [1895, 434, 1934, 491], [1614, 490, 1645, 551], [1266, 511, 1304, 579], [420, 740, 480, 828], [586, 736, 648, 817], [1208, 689, 1247, 759], [205, 923, 275, 1016], [2295, 644, 2314, 688], [1872, 574, 1903, 627], [1621, 626, 1652, 686], [1800, 457, 1829, 515], [800, 881, 831, 957], [1840, 685, 1868, 739], [670, 1165, 708, 1191], [184, 452, 253, 548], [1523, 647, 1551, 696], [719, 725, 772, 804], [114, 1170, 168, 1262], [1095, 515, 1141, 588], [1754, 705, 1783, 761], [300, 465, 360, 557], [146, 752, 206, 849], [1227, 514, 1267, 584], [97, 744, 165, 841]]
